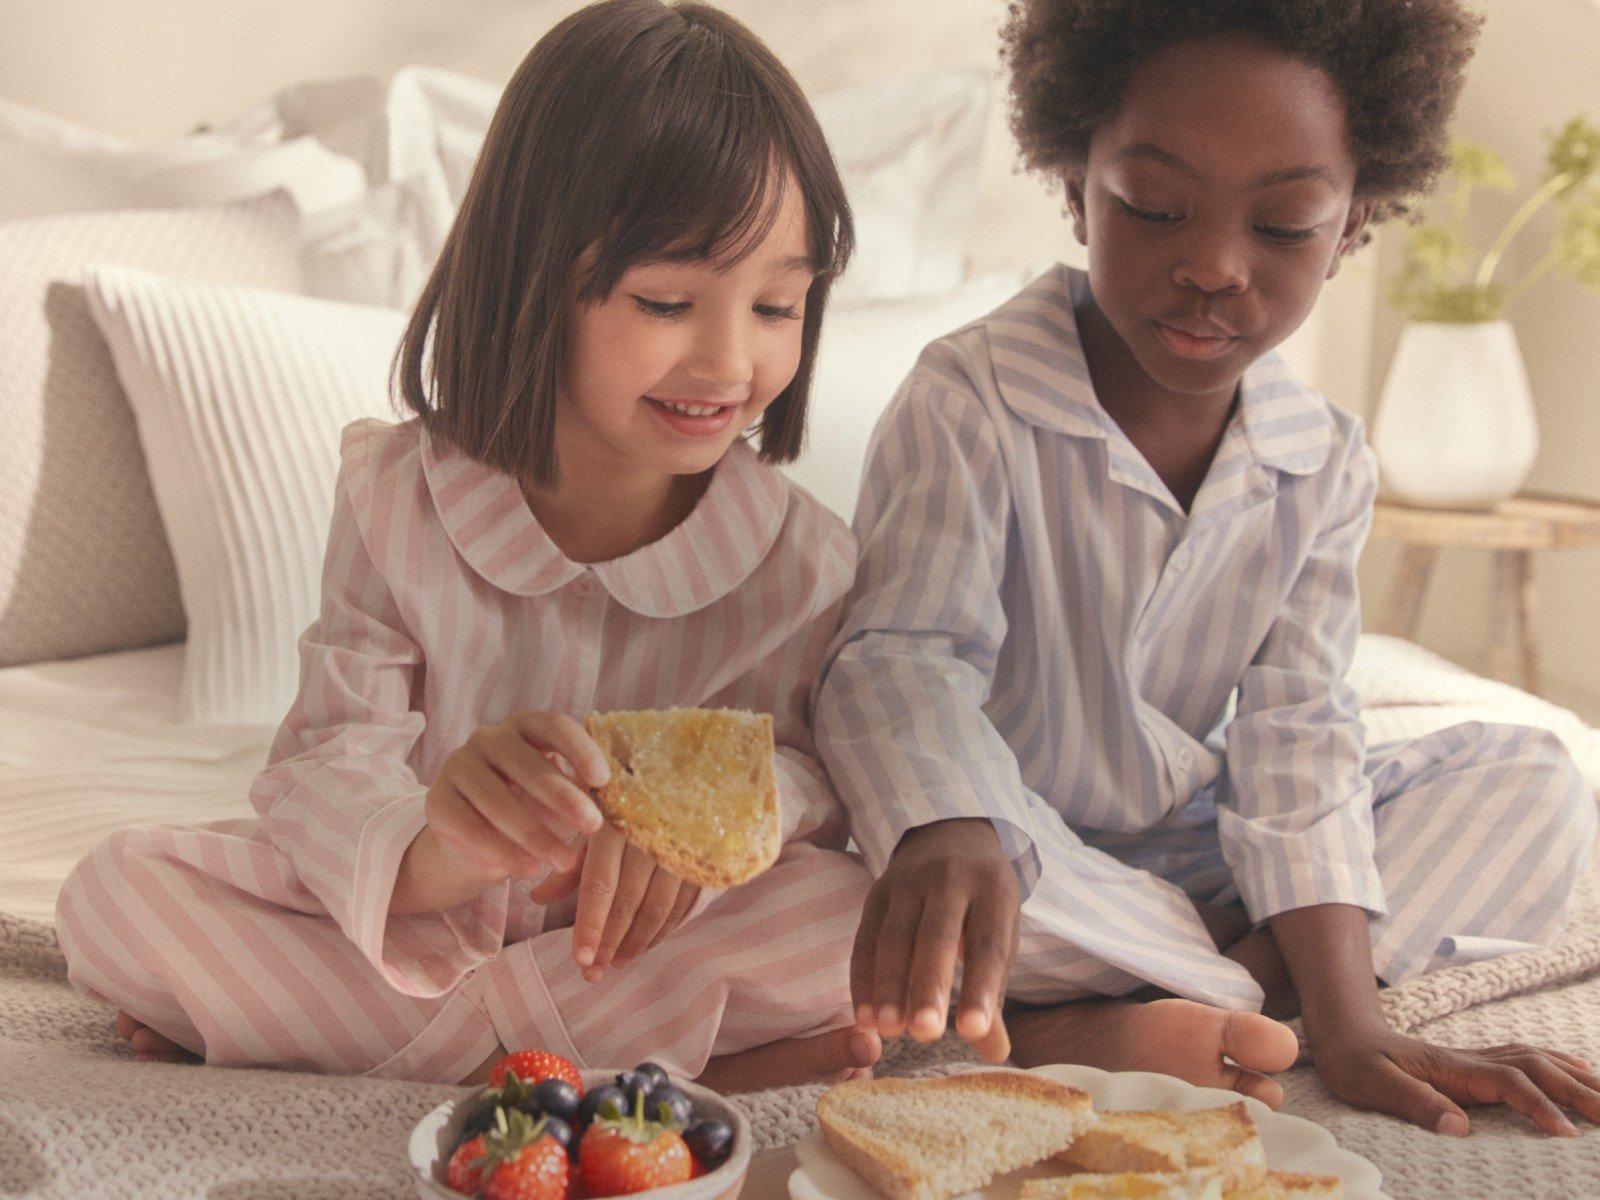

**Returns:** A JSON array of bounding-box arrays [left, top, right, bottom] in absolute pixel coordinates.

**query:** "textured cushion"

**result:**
[[82, 266, 407, 725], [0, 197, 304, 669]]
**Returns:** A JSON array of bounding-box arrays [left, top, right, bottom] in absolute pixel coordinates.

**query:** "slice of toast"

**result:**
[[817, 1071, 1096, 1200], [1021, 1171, 1226, 1200], [584, 708, 779, 888], [1053, 1103, 1266, 1190], [1225, 1171, 1343, 1199]]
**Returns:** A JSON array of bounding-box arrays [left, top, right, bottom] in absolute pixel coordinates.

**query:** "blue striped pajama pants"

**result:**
[[1004, 721, 1597, 1011]]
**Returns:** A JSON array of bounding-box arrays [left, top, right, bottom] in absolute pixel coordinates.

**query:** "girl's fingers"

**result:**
[[868, 895, 922, 1039], [613, 866, 683, 963], [850, 890, 889, 1028], [455, 759, 575, 872], [903, 899, 966, 1042], [573, 826, 626, 968], [592, 841, 656, 974], [528, 841, 586, 904], [661, 884, 701, 939], [1446, 1061, 1576, 1137], [512, 711, 613, 791], [485, 729, 603, 840]]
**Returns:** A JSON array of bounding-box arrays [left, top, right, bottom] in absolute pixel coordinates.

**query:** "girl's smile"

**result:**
[[643, 394, 745, 437]]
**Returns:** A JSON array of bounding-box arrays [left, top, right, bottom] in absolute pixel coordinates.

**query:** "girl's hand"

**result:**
[[1312, 1025, 1600, 1137], [530, 823, 701, 981], [852, 818, 1020, 1063], [424, 710, 609, 890]]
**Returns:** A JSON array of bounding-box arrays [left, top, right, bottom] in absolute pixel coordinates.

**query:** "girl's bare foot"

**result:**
[[696, 1026, 882, 1094], [114, 1010, 201, 1063], [1008, 996, 1300, 1108]]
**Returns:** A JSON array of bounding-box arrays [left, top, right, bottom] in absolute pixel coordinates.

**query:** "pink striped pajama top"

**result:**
[[54, 416, 872, 1081]]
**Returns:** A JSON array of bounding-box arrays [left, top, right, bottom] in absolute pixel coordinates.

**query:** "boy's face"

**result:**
[[1066, 34, 1372, 400]]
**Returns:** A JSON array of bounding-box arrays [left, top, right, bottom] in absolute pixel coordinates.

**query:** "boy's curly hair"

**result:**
[[1000, 0, 1483, 231]]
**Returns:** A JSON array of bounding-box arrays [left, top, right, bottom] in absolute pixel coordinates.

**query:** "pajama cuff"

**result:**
[[350, 792, 510, 997], [1216, 803, 1387, 926]]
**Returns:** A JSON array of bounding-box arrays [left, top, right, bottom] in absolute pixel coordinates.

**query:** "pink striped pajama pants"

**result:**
[[55, 822, 870, 1083]]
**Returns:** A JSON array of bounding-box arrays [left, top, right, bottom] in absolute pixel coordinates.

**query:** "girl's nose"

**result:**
[[688, 318, 754, 388]]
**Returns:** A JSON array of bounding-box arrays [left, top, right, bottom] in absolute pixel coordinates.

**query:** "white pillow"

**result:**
[[81, 265, 408, 726], [218, 65, 991, 309], [0, 196, 306, 671], [783, 269, 1040, 523], [0, 97, 366, 223]]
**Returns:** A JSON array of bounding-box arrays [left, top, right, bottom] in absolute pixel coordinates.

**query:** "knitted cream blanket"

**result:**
[[3, 842, 1599, 1199]]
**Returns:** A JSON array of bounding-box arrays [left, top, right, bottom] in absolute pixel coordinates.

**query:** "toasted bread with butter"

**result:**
[[1021, 1170, 1226, 1200], [1053, 1103, 1265, 1190], [817, 1070, 1096, 1200], [1226, 1171, 1343, 1199], [584, 708, 779, 888]]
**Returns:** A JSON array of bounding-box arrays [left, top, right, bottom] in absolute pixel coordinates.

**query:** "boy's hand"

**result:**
[[531, 823, 701, 982], [1312, 1025, 1600, 1137], [852, 818, 1020, 1062]]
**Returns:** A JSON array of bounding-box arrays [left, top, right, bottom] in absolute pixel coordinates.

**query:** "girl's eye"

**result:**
[[1258, 225, 1318, 243], [755, 304, 801, 322], [632, 296, 689, 317], [1117, 198, 1183, 224]]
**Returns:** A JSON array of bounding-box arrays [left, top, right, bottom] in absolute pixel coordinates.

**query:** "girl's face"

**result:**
[[560, 177, 814, 480], [1067, 34, 1372, 401]]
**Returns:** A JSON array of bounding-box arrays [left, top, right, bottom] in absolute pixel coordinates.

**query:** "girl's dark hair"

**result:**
[[1000, 0, 1483, 233], [395, 0, 853, 486]]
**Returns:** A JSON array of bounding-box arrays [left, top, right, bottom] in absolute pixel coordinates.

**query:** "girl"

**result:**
[[55, 0, 884, 1091], [818, 0, 1600, 1137]]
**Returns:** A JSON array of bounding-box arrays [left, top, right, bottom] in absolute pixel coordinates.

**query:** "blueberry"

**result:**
[[540, 1114, 577, 1156], [532, 1077, 581, 1122], [576, 1082, 627, 1128], [646, 1083, 692, 1128], [615, 1069, 651, 1110], [684, 1117, 734, 1170], [635, 1061, 670, 1090], [461, 1100, 500, 1139]]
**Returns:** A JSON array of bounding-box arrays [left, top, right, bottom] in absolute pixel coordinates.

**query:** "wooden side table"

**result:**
[[1368, 493, 1600, 696]]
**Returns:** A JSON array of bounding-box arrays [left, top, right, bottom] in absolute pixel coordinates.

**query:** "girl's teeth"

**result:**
[[663, 401, 719, 417]]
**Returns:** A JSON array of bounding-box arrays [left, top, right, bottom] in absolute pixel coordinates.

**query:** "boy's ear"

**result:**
[[1327, 199, 1375, 279], [1064, 172, 1089, 247]]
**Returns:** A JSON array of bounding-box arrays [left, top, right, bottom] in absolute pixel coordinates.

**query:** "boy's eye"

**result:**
[[1116, 197, 1182, 224], [1257, 225, 1318, 243], [632, 296, 689, 317]]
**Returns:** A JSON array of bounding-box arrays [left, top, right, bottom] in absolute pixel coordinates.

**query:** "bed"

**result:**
[[5, 37, 1600, 1200]]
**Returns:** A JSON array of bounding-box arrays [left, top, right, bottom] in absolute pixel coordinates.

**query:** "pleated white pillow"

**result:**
[[81, 265, 408, 726]]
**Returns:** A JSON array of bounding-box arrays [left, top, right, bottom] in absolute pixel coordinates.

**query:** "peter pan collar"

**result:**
[[986, 264, 1334, 477], [420, 430, 790, 617]]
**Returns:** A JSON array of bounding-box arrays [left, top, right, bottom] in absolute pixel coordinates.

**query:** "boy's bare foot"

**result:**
[[115, 1010, 202, 1063], [696, 1026, 882, 1094], [1008, 996, 1300, 1108]]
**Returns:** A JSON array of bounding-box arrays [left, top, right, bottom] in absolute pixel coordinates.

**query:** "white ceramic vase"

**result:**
[[1372, 320, 1539, 510]]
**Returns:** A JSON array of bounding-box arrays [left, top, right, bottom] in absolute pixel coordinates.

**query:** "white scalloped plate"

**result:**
[[789, 1065, 1388, 1200]]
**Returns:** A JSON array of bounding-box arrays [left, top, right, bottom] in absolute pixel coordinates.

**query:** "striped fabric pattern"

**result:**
[[54, 418, 871, 1080], [816, 265, 1596, 1009]]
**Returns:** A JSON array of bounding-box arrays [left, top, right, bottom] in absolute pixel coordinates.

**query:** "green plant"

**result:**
[[1388, 115, 1600, 322]]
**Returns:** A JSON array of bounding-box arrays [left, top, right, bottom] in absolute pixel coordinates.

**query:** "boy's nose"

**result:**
[[1172, 238, 1249, 296]]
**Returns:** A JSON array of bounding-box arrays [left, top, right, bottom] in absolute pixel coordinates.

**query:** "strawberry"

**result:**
[[446, 1133, 491, 1196], [466, 1108, 572, 1200], [489, 1049, 585, 1095], [577, 1088, 693, 1197]]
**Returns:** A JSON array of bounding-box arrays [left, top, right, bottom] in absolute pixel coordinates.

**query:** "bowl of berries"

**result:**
[[410, 1050, 751, 1200]]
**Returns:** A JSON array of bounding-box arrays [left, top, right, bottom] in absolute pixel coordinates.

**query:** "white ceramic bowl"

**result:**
[[410, 1068, 752, 1200]]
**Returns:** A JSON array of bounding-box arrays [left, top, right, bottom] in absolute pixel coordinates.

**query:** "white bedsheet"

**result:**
[[2, 634, 1597, 926]]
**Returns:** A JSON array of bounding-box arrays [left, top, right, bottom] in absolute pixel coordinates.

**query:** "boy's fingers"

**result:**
[[573, 827, 626, 967], [1369, 1057, 1469, 1135], [869, 896, 922, 1038], [1515, 1057, 1600, 1128], [592, 841, 655, 972], [1455, 1063, 1580, 1137], [904, 900, 965, 1042], [513, 711, 613, 791], [953, 893, 1015, 1055], [850, 890, 889, 1027]]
